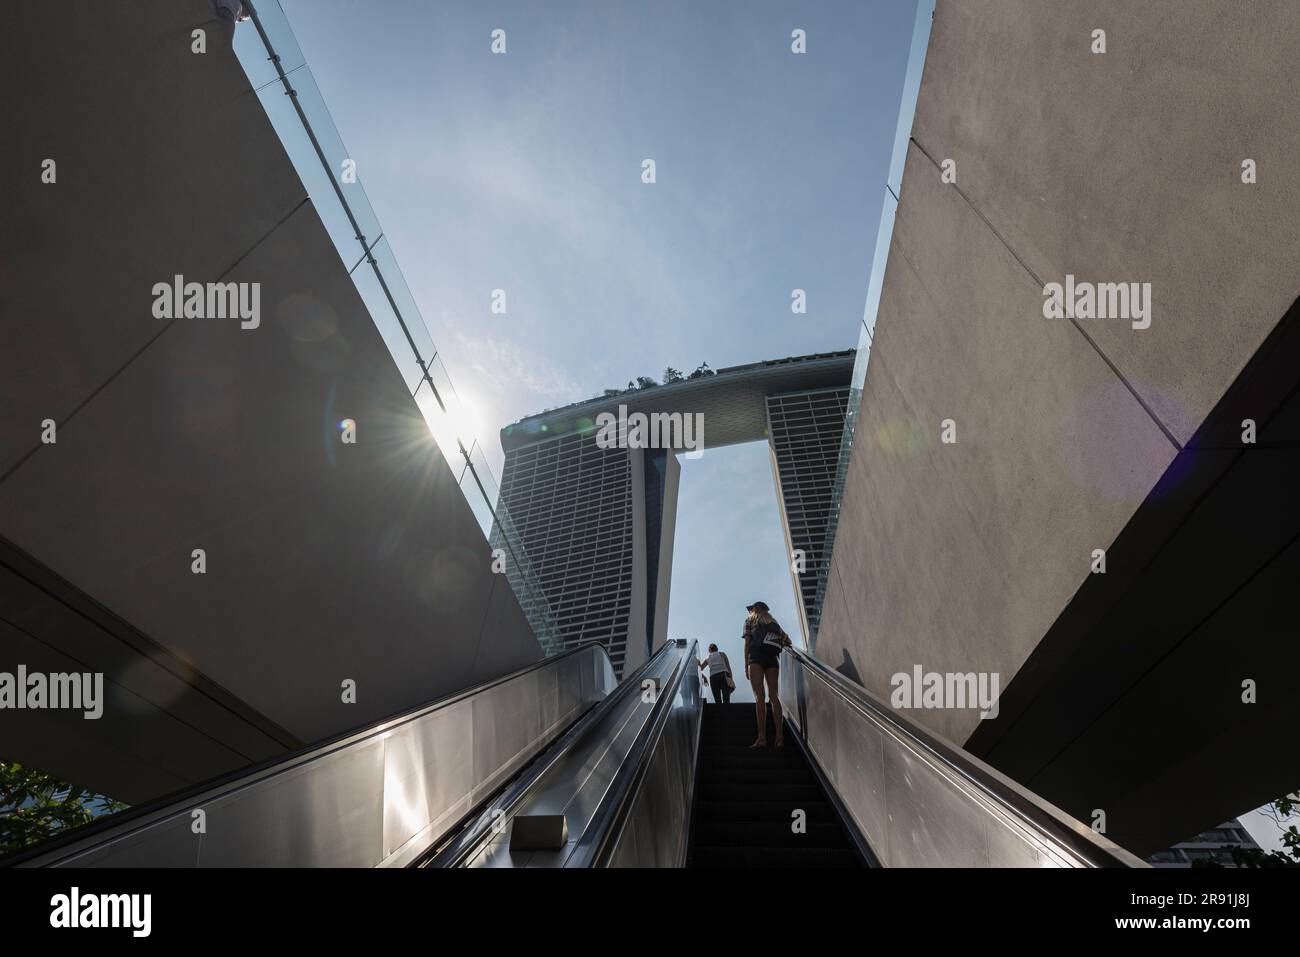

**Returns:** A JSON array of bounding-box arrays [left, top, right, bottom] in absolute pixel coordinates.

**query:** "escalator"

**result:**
[[689, 703, 861, 868], [416, 637, 1142, 869], [10, 635, 1145, 869]]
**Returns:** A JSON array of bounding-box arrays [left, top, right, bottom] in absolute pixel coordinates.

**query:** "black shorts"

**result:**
[[748, 653, 780, 672]]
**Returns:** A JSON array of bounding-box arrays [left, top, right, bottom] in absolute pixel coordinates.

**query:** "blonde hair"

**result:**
[[747, 610, 775, 626]]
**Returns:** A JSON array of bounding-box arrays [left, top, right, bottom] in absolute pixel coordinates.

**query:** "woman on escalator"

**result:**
[[743, 601, 792, 748]]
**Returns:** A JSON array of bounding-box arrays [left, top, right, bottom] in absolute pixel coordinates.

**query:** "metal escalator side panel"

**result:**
[[777, 648, 1146, 868], [15, 644, 617, 868]]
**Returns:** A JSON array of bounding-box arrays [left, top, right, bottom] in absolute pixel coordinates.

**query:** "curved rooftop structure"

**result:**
[[501, 350, 857, 451], [495, 349, 856, 676]]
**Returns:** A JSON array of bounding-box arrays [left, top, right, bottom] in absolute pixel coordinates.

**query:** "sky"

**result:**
[[278, 0, 917, 664]]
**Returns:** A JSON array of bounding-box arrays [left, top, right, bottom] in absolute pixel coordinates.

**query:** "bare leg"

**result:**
[[765, 668, 784, 746], [749, 663, 766, 747]]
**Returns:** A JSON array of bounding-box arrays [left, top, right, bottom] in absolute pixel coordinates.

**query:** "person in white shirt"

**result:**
[[697, 643, 735, 704]]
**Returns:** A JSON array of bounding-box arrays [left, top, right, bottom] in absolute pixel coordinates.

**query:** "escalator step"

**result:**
[[698, 754, 809, 771], [692, 821, 851, 849], [700, 736, 801, 747], [695, 800, 840, 824], [690, 846, 859, 869], [696, 782, 824, 803], [689, 705, 863, 867], [697, 768, 815, 787]]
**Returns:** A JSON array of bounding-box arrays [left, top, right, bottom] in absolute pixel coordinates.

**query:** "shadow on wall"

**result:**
[[834, 648, 863, 685]]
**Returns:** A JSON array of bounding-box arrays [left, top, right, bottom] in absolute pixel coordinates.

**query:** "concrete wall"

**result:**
[[817, 1, 1300, 850], [0, 1, 541, 804]]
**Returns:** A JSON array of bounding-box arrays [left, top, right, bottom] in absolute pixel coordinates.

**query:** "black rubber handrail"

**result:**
[[419, 641, 678, 868], [571, 640, 699, 868], [786, 646, 1143, 867]]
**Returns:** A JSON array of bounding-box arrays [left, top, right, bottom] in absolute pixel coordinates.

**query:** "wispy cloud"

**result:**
[[445, 320, 582, 402]]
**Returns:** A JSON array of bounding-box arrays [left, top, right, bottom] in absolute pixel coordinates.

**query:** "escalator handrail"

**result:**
[[9, 641, 615, 867], [570, 640, 699, 868], [784, 646, 1144, 867], [419, 641, 679, 868]]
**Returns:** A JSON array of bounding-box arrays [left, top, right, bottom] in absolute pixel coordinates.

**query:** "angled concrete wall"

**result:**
[[817, 0, 1300, 851], [0, 1, 540, 805]]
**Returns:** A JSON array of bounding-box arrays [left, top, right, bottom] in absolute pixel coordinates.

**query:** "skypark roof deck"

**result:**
[[501, 350, 856, 451]]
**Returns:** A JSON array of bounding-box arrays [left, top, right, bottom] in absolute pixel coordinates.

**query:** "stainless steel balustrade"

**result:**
[[426, 640, 700, 867], [19, 637, 1144, 868], [583, 639, 702, 868], [777, 647, 1145, 868], [18, 644, 616, 868], [423, 640, 676, 866]]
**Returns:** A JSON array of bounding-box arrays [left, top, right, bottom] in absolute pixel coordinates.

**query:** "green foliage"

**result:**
[[606, 364, 705, 393], [0, 761, 127, 855], [1251, 792, 1300, 864], [1195, 793, 1300, 868]]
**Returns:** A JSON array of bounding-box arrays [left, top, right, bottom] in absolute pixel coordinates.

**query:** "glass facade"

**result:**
[[766, 387, 850, 642], [813, 0, 936, 649], [234, 0, 559, 648], [493, 431, 641, 671]]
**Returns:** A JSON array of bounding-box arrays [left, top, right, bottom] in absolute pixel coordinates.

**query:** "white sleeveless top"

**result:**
[[706, 651, 728, 676]]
